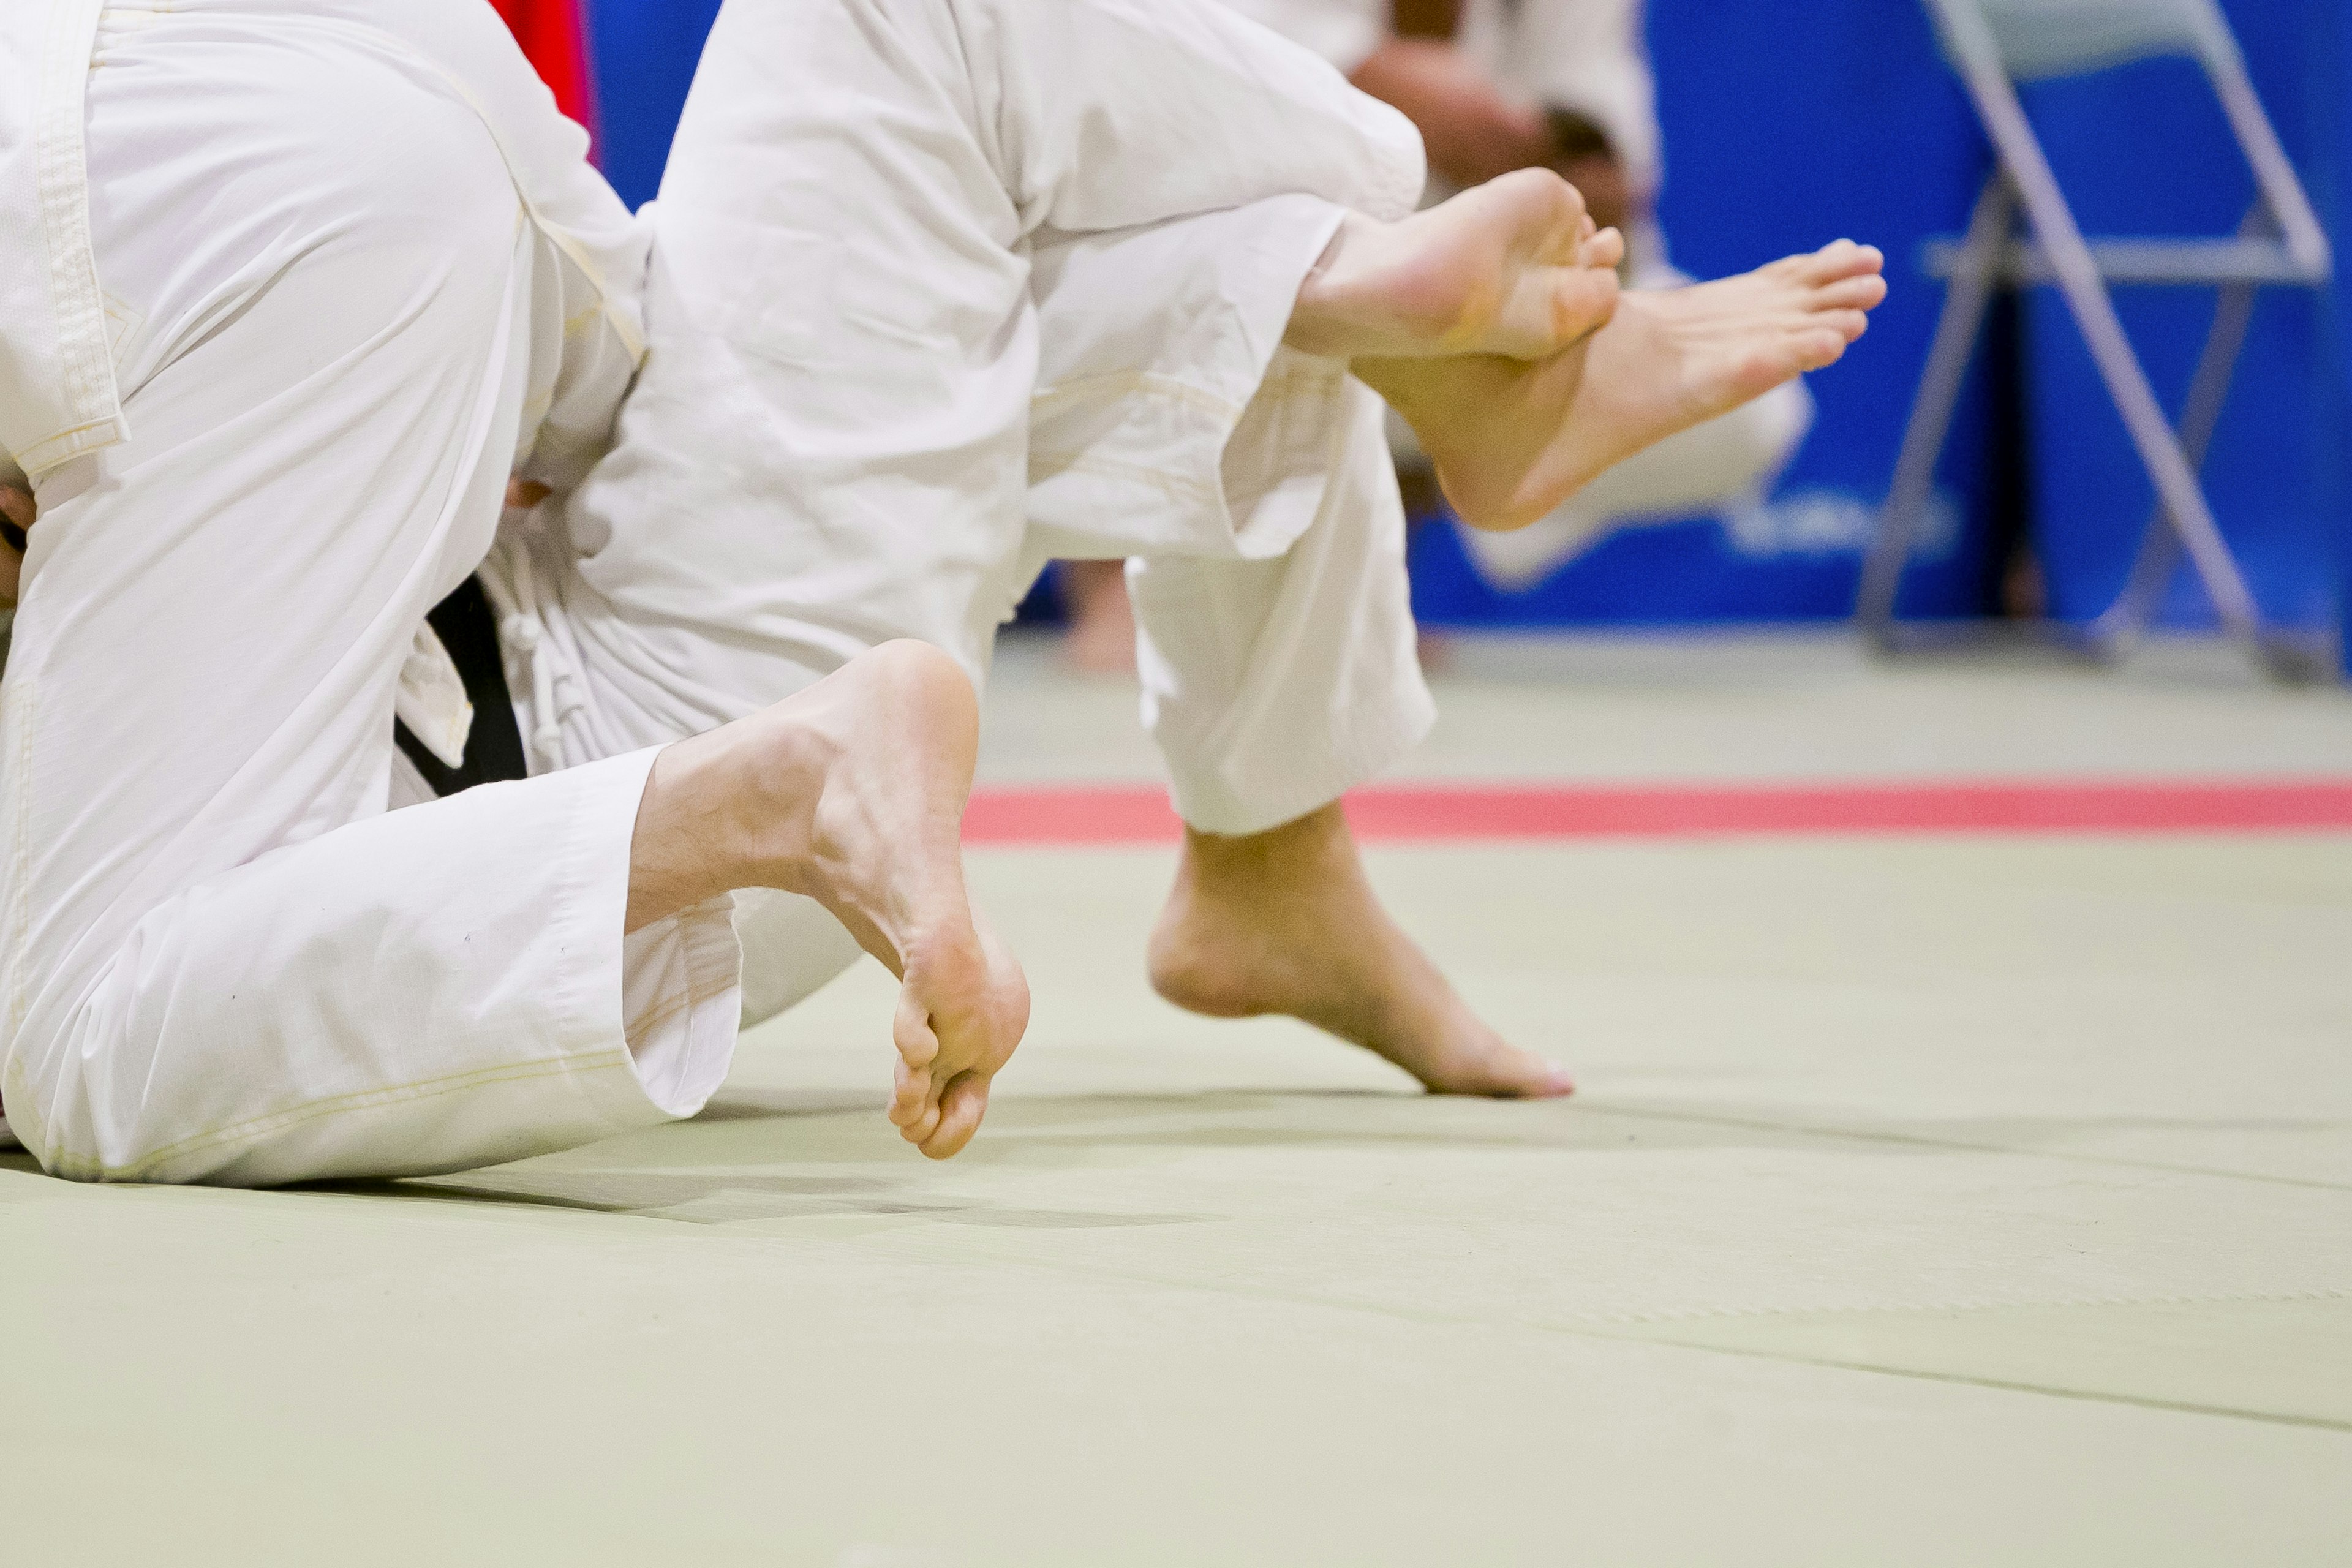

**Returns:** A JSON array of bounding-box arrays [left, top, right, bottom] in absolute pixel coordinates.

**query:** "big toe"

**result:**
[[1510, 1054, 1577, 1099], [920, 1074, 992, 1159], [1578, 224, 1626, 273], [1547, 265, 1620, 345], [1447, 1047, 1575, 1099]]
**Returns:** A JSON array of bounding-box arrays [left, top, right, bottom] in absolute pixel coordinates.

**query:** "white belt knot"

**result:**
[[478, 538, 584, 772]]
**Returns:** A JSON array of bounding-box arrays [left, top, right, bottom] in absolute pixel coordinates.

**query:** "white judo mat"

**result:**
[[6, 633, 2349, 1565]]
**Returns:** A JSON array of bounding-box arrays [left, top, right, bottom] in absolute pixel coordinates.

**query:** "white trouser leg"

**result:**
[[566, 0, 1424, 689], [549, 0, 1434, 1017], [1022, 214, 1435, 835], [1, 17, 738, 1186]]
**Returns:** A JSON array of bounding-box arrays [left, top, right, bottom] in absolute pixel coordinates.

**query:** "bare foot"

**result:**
[[1148, 804, 1572, 1099], [1285, 168, 1625, 363], [630, 641, 1030, 1158], [1360, 239, 1888, 530]]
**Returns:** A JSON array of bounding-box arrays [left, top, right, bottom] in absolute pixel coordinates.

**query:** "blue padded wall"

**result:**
[[2016, 0, 2347, 638], [1408, 0, 1997, 626], [584, 0, 725, 211]]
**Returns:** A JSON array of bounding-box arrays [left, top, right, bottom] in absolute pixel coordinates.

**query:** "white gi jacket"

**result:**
[[1, 1, 125, 480], [1, 0, 650, 759], [2, 0, 647, 486], [0, 0, 744, 1184]]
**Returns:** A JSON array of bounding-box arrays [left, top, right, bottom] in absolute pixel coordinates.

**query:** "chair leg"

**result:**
[[2092, 274, 2259, 657], [1936, 1, 2276, 672], [1857, 175, 2013, 645], [2204, 47, 2332, 280]]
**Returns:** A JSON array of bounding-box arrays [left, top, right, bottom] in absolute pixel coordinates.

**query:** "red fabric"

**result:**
[[959, 779, 2352, 845], [490, 0, 597, 145]]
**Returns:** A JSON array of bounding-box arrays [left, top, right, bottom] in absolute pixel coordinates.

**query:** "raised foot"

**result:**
[[1286, 167, 1626, 363], [1148, 804, 1573, 1100], [1362, 238, 1889, 530], [802, 644, 1031, 1158], [636, 640, 1029, 1158]]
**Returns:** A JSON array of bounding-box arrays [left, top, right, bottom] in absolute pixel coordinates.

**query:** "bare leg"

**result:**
[[1133, 173, 1620, 1100], [1138, 198, 1884, 1100], [1060, 559, 1138, 676], [1150, 804, 1572, 1098], [1360, 240, 1888, 529], [628, 641, 1030, 1158]]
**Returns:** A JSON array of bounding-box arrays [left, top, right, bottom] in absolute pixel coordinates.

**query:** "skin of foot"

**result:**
[[1285, 167, 1626, 363], [1148, 802, 1574, 1099], [1357, 239, 1889, 530], [628, 640, 1031, 1158]]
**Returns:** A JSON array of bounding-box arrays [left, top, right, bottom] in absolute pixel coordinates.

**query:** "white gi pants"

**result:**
[[5, 0, 1433, 1180], [510, 0, 1438, 1023], [2, 1, 743, 1184]]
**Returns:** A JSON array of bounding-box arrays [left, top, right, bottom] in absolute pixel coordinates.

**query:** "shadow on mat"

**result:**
[[311, 1159, 1210, 1229]]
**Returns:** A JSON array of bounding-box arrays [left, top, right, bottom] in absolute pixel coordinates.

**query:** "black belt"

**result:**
[[393, 576, 530, 796]]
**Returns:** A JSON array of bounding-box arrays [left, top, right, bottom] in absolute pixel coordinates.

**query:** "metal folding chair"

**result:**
[[1856, 0, 2334, 679]]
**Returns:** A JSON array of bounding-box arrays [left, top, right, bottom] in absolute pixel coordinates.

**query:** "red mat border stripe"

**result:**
[[963, 780, 2352, 845]]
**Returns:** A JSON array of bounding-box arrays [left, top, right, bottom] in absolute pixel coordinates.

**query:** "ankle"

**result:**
[[1180, 802, 1353, 889], [644, 715, 833, 910], [1283, 214, 1390, 360], [624, 736, 747, 932]]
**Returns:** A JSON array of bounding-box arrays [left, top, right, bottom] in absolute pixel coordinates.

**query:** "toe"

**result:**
[[892, 996, 941, 1072], [1531, 1063, 1577, 1098], [1827, 307, 1871, 341], [902, 1100, 943, 1147], [1795, 326, 1855, 371], [888, 1062, 932, 1127], [1796, 239, 1883, 284], [1545, 267, 1620, 347], [1580, 225, 1626, 273], [1814, 273, 1888, 312], [920, 1074, 991, 1159]]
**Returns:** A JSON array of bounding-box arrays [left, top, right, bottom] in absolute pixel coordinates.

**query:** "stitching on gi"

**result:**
[[1028, 369, 1340, 505], [1, 674, 38, 1113], [77, 1052, 639, 1183], [1028, 450, 1216, 510], [1029, 366, 1343, 512], [622, 972, 739, 1050], [12, 418, 121, 478], [29, 0, 129, 477], [1030, 371, 1242, 423]]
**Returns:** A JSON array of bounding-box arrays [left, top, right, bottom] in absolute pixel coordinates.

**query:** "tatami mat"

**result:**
[[7, 633, 2348, 1564]]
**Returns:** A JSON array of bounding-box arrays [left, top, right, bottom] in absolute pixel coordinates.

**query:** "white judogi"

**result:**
[[511, 0, 1438, 1022], [0, 0, 745, 1182], [1224, 0, 1815, 587], [1, 0, 1433, 1180]]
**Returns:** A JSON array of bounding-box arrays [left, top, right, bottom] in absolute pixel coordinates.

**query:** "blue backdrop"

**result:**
[[2018, 1, 2349, 638], [581, 0, 2351, 657]]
